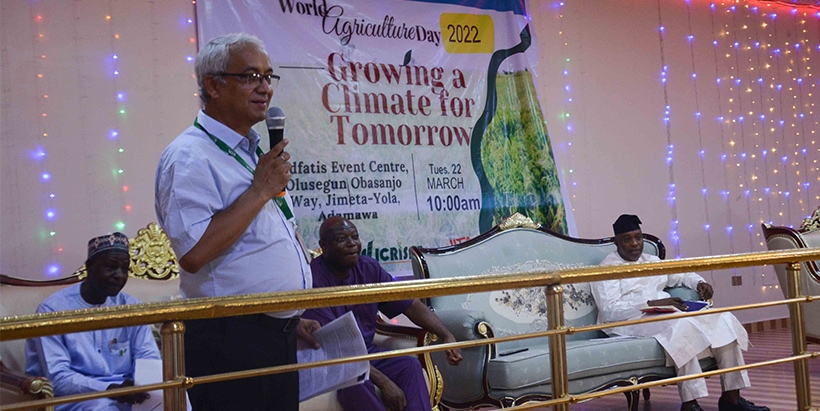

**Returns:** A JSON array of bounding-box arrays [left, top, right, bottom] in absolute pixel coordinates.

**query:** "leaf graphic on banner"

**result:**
[[402, 50, 412, 66], [471, 25, 568, 234]]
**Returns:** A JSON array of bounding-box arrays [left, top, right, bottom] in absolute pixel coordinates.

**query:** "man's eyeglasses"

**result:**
[[217, 72, 280, 89]]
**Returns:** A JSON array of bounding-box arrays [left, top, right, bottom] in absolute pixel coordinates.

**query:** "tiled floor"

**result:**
[[475, 327, 819, 411]]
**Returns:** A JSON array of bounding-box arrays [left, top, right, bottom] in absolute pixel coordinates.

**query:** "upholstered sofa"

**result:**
[[0, 223, 432, 411], [411, 213, 713, 410], [761, 205, 820, 343]]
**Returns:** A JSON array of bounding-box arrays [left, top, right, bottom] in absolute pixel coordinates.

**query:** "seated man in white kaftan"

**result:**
[[591, 214, 769, 411]]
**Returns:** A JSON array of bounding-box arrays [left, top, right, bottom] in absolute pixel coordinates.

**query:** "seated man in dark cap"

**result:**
[[590, 215, 769, 411], [303, 217, 462, 411], [25, 232, 161, 411]]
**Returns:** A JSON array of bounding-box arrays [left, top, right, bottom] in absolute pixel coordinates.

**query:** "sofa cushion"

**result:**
[[487, 337, 666, 390]]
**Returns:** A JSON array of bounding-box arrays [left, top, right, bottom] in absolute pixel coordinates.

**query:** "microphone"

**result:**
[[266, 106, 285, 153], [266, 106, 288, 198]]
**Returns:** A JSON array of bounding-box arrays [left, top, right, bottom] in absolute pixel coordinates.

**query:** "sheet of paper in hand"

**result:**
[[297, 311, 369, 401]]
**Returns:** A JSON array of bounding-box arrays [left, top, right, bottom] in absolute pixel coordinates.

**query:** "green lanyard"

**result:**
[[194, 118, 293, 219]]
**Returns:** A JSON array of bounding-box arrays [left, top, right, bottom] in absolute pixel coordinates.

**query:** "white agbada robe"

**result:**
[[590, 252, 749, 368]]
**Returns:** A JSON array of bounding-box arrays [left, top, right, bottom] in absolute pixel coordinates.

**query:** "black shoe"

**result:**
[[680, 402, 704, 411], [718, 396, 770, 411]]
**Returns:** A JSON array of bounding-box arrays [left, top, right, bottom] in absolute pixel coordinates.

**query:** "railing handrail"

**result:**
[[3, 247, 819, 341], [3, 246, 819, 411], [5, 302, 814, 411]]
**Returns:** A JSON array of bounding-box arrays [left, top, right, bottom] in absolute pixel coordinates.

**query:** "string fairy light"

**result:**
[[11, 1, 199, 280], [102, 7, 197, 235], [104, 7, 129, 235], [685, 0, 715, 256], [656, 0, 682, 258], [541, 1, 817, 276], [553, 1, 579, 218], [28, 5, 63, 277], [651, 0, 819, 289]]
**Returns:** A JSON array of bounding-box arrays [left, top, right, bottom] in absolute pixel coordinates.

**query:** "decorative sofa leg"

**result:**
[[623, 390, 639, 411], [642, 387, 650, 400]]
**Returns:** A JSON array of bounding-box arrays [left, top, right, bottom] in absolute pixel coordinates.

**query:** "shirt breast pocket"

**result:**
[[107, 341, 132, 373]]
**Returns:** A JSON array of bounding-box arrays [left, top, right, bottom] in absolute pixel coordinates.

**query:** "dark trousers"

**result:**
[[184, 315, 300, 411]]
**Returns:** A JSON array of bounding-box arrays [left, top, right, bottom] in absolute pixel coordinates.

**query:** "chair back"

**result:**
[[762, 209, 820, 342]]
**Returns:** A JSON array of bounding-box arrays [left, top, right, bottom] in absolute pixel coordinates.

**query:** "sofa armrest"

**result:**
[[432, 309, 492, 342], [374, 310, 493, 408], [423, 309, 495, 406], [374, 309, 492, 347], [0, 360, 53, 411]]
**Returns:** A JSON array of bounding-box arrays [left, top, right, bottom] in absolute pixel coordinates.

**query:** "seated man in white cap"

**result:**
[[25, 232, 161, 411], [591, 214, 769, 411]]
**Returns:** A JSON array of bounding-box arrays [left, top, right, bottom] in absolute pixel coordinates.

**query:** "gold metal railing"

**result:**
[[2, 247, 820, 411]]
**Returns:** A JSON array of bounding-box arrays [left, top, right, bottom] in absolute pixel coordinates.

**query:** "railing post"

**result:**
[[160, 321, 187, 411], [785, 261, 811, 410], [546, 284, 569, 411]]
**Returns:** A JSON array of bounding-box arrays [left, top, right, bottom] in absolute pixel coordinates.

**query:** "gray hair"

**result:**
[[195, 33, 268, 105]]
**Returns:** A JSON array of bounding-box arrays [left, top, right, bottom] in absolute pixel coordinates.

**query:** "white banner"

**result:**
[[196, 0, 570, 267]]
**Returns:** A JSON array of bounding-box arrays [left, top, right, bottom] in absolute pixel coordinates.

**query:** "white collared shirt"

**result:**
[[155, 110, 310, 317]]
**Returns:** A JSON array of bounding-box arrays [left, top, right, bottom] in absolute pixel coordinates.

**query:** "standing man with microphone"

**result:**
[[155, 33, 320, 411]]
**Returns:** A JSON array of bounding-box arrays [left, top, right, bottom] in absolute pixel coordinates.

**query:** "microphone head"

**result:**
[[266, 106, 285, 129], [266, 106, 285, 148]]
